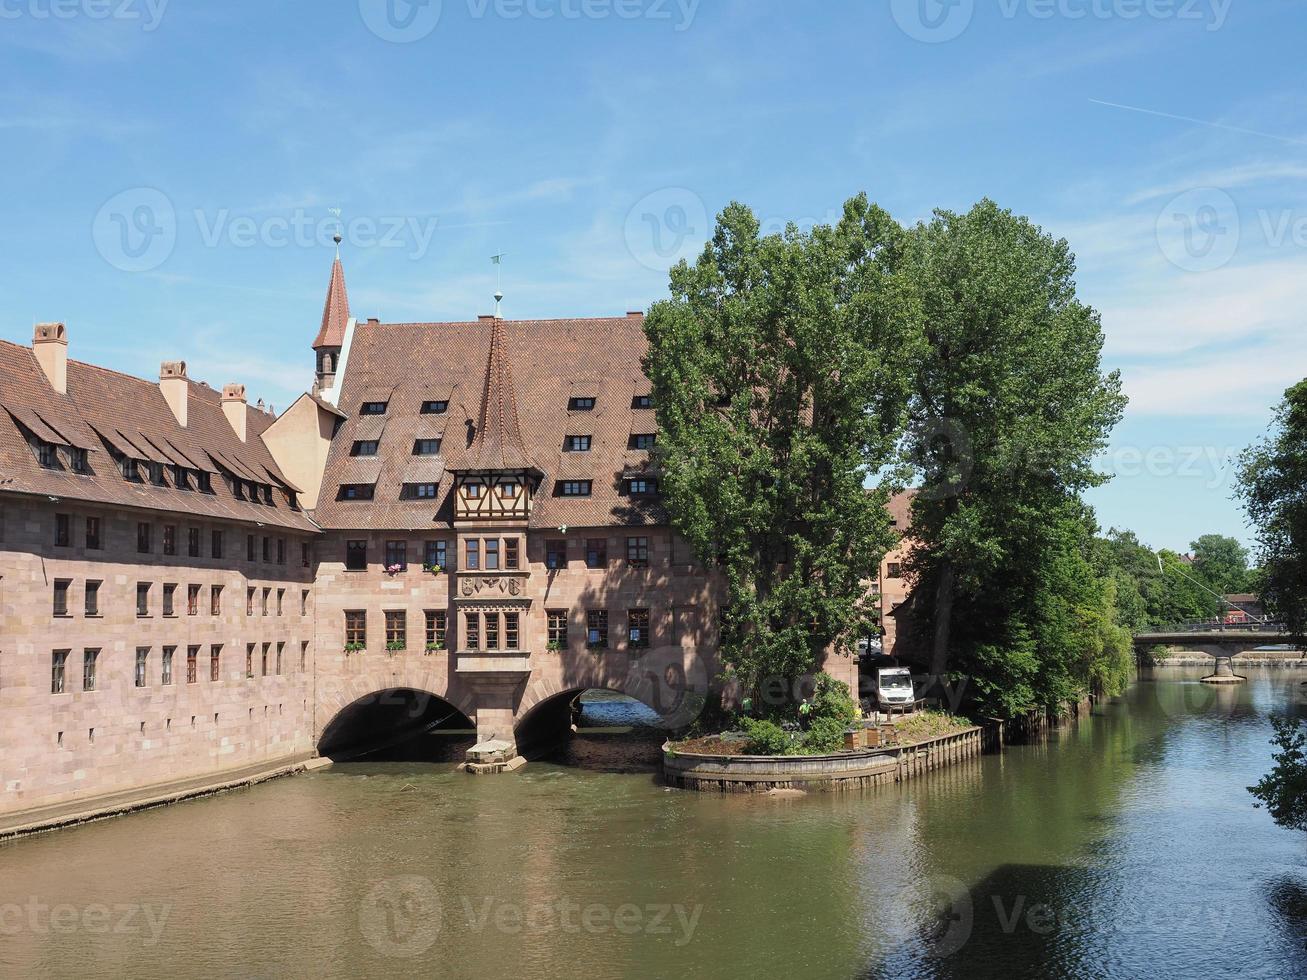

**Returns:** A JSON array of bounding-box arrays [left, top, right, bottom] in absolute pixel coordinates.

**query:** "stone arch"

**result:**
[[314, 663, 478, 751]]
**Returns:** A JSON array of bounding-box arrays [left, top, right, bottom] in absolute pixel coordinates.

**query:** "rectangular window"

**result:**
[[563, 435, 592, 452], [276, 641, 284, 675], [277, 538, 286, 565], [425, 610, 447, 650], [162, 646, 174, 685], [262, 587, 270, 616], [424, 540, 447, 570], [632, 394, 653, 409], [485, 612, 500, 650], [586, 539, 607, 569], [163, 524, 177, 555], [83, 648, 99, 691], [137, 522, 151, 553], [262, 536, 270, 562], [163, 583, 177, 617], [86, 516, 101, 550], [85, 580, 100, 616], [137, 582, 150, 617], [405, 482, 439, 499], [629, 433, 656, 450], [360, 401, 388, 415], [351, 440, 379, 457], [413, 439, 443, 455], [53, 579, 70, 617], [71, 448, 88, 473], [886, 562, 902, 578], [211, 645, 222, 682], [484, 539, 500, 571], [346, 539, 368, 571], [188, 527, 200, 557], [247, 534, 256, 562], [560, 481, 591, 497], [499, 482, 519, 498], [212, 530, 224, 559], [339, 484, 376, 501], [385, 540, 408, 570], [505, 538, 519, 570], [247, 587, 256, 617], [587, 610, 609, 649], [246, 643, 255, 678], [300, 641, 308, 672], [465, 612, 480, 650], [385, 610, 407, 650], [301, 589, 309, 617], [52, 650, 68, 694], [547, 610, 568, 648], [421, 400, 448, 414], [568, 396, 596, 411], [187, 584, 200, 616], [210, 585, 222, 616], [505, 611, 519, 650], [463, 483, 483, 499], [302, 542, 311, 568], [277, 589, 285, 617], [345, 611, 367, 648], [261, 643, 270, 677], [626, 479, 657, 496], [546, 539, 567, 570], [136, 647, 149, 687], [466, 539, 480, 571], [628, 609, 650, 649], [37, 441, 55, 467], [627, 536, 650, 567], [55, 513, 70, 547]]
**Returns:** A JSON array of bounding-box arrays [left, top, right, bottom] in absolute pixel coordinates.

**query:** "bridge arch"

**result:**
[[317, 687, 476, 757]]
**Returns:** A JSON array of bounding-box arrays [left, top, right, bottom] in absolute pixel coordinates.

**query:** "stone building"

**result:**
[[0, 252, 860, 819]]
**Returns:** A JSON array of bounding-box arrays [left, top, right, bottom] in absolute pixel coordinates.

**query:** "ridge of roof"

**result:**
[[313, 256, 351, 349]]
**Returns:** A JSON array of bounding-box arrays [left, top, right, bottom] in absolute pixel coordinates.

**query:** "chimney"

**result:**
[[222, 383, 247, 442], [33, 322, 68, 394], [159, 361, 189, 427]]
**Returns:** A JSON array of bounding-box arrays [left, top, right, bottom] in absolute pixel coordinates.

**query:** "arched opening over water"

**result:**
[[317, 688, 476, 763], [515, 687, 677, 771]]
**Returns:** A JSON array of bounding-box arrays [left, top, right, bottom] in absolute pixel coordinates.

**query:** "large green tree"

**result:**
[[1190, 533, 1251, 597], [901, 199, 1127, 713], [1237, 380, 1307, 631], [644, 196, 920, 695]]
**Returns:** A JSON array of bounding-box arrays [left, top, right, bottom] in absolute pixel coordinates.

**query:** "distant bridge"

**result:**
[[1133, 621, 1306, 684]]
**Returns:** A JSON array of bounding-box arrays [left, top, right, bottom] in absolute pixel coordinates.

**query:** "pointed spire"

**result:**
[[464, 316, 535, 471], [312, 235, 350, 350]]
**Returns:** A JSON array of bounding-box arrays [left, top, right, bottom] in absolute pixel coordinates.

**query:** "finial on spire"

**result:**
[[329, 208, 344, 258], [491, 252, 506, 319]]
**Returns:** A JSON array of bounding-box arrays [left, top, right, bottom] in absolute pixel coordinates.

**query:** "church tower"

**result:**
[[312, 234, 350, 395]]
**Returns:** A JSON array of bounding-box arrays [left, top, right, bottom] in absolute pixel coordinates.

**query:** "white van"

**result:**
[[875, 667, 916, 712]]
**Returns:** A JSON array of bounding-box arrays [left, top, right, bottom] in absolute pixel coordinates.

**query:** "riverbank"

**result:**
[[0, 752, 326, 841]]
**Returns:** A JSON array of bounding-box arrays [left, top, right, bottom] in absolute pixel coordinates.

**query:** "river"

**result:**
[[1, 669, 1305, 979]]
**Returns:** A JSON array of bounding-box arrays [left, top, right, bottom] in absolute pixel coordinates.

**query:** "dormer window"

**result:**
[[464, 483, 483, 498], [560, 480, 592, 497], [626, 478, 658, 496], [499, 482, 519, 498], [339, 483, 375, 501], [71, 448, 88, 473], [413, 438, 442, 456], [629, 433, 656, 450], [197, 472, 213, 494], [360, 401, 388, 416], [351, 440, 379, 457], [564, 435, 592, 452], [405, 482, 439, 499], [421, 400, 449, 414], [35, 440, 56, 468], [569, 397, 596, 411], [262, 485, 274, 505], [121, 457, 140, 481], [149, 462, 166, 486], [632, 394, 653, 409], [172, 464, 189, 489]]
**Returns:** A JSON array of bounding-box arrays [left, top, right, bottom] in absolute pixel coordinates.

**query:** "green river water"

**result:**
[[1, 667, 1305, 979]]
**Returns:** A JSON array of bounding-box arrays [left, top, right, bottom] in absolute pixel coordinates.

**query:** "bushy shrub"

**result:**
[[809, 673, 857, 726], [803, 715, 848, 754], [740, 717, 795, 755]]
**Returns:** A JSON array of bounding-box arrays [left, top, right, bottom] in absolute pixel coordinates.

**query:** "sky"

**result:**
[[0, 0, 1303, 553]]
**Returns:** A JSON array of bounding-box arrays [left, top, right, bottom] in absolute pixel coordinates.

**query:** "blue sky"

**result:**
[[1, 0, 1303, 552]]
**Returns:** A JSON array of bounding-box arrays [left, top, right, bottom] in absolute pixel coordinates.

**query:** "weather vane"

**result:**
[[329, 208, 343, 255], [492, 251, 507, 317]]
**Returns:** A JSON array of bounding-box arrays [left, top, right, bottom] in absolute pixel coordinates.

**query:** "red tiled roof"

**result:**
[[312, 256, 350, 350], [314, 315, 663, 530], [460, 316, 535, 472], [0, 340, 316, 532]]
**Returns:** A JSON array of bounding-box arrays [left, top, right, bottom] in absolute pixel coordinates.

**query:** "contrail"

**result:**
[[1088, 98, 1307, 147]]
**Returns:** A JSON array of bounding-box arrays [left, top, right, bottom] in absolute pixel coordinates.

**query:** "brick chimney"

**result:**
[[222, 383, 247, 442], [33, 322, 68, 394], [159, 361, 189, 427]]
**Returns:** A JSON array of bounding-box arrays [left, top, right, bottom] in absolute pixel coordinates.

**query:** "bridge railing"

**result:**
[[1141, 618, 1287, 636]]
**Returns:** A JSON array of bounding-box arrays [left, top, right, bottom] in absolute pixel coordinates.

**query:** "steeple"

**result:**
[[312, 235, 350, 393], [464, 316, 535, 472]]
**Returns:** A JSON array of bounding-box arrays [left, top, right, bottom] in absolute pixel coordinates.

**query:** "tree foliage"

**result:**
[[1190, 533, 1251, 596], [644, 196, 919, 691], [899, 199, 1127, 715], [1238, 380, 1307, 632], [1249, 716, 1307, 833]]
